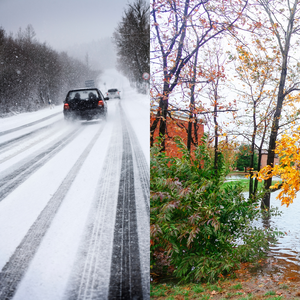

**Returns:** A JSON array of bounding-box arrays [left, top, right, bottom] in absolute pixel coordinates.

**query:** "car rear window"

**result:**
[[67, 89, 100, 101], [108, 89, 118, 92]]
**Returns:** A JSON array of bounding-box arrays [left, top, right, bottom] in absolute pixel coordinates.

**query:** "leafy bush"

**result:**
[[151, 136, 281, 283]]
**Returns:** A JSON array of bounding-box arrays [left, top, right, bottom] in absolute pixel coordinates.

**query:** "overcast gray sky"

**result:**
[[0, 0, 131, 51]]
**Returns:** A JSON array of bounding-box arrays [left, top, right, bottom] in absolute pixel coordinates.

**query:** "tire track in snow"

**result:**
[[65, 105, 147, 299], [0, 121, 65, 164], [65, 117, 123, 300], [119, 104, 150, 299], [0, 111, 61, 136], [0, 124, 105, 300], [0, 126, 83, 202], [108, 112, 143, 299], [119, 105, 149, 217], [0, 119, 63, 152]]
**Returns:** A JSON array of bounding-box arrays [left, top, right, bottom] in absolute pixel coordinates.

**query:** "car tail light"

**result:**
[[64, 103, 69, 110], [98, 100, 104, 106]]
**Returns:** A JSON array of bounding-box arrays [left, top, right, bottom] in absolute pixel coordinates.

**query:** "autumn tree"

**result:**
[[244, 0, 300, 208], [178, 39, 239, 173], [177, 30, 235, 158], [256, 127, 300, 206], [227, 40, 279, 197], [181, 23, 203, 153], [150, 0, 248, 150]]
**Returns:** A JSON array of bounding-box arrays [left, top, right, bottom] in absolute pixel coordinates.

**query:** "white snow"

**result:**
[[0, 69, 149, 299], [99, 68, 150, 166]]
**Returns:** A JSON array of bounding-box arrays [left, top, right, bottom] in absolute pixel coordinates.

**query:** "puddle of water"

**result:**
[[250, 190, 300, 281]]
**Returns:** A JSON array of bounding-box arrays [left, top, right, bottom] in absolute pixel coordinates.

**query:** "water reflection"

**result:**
[[251, 190, 300, 281], [250, 254, 300, 282]]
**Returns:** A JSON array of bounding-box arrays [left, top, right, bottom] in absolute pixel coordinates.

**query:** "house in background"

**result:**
[[150, 108, 205, 158], [260, 149, 279, 169]]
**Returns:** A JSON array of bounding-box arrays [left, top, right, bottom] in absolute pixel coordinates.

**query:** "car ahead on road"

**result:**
[[106, 88, 121, 99], [63, 88, 108, 121]]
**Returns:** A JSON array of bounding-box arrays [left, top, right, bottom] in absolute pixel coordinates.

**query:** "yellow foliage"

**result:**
[[255, 126, 300, 206]]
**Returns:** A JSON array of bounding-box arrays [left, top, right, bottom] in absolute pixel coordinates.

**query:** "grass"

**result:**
[[207, 284, 222, 292], [264, 291, 276, 296], [229, 283, 243, 290], [192, 285, 204, 293], [150, 278, 297, 299], [222, 179, 282, 192], [150, 283, 220, 299]]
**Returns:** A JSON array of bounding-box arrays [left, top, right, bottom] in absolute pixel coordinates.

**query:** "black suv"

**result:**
[[63, 88, 108, 121]]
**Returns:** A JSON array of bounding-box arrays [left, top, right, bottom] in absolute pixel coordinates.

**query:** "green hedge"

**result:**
[[150, 137, 282, 283]]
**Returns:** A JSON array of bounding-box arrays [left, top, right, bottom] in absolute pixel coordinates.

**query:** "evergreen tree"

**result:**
[[0, 25, 100, 114], [113, 0, 150, 92]]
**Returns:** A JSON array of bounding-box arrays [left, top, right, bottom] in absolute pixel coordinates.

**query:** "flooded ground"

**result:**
[[252, 190, 300, 282], [227, 173, 300, 281]]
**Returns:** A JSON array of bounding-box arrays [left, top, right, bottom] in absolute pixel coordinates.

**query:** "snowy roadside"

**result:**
[[0, 105, 63, 132], [98, 68, 150, 166]]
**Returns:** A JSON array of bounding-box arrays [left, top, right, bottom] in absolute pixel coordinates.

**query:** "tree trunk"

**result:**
[[254, 147, 262, 195], [261, 85, 285, 208], [260, 0, 296, 208], [249, 137, 255, 199], [150, 109, 161, 147], [187, 46, 198, 152], [150, 75, 170, 151], [249, 102, 257, 199], [214, 99, 219, 174]]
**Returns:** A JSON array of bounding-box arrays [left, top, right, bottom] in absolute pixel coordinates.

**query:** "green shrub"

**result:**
[[150, 136, 281, 283]]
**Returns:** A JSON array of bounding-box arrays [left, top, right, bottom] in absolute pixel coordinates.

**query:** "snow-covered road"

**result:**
[[0, 70, 150, 300]]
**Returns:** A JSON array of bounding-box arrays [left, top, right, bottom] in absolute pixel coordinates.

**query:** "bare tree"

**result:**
[[150, 0, 248, 150]]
